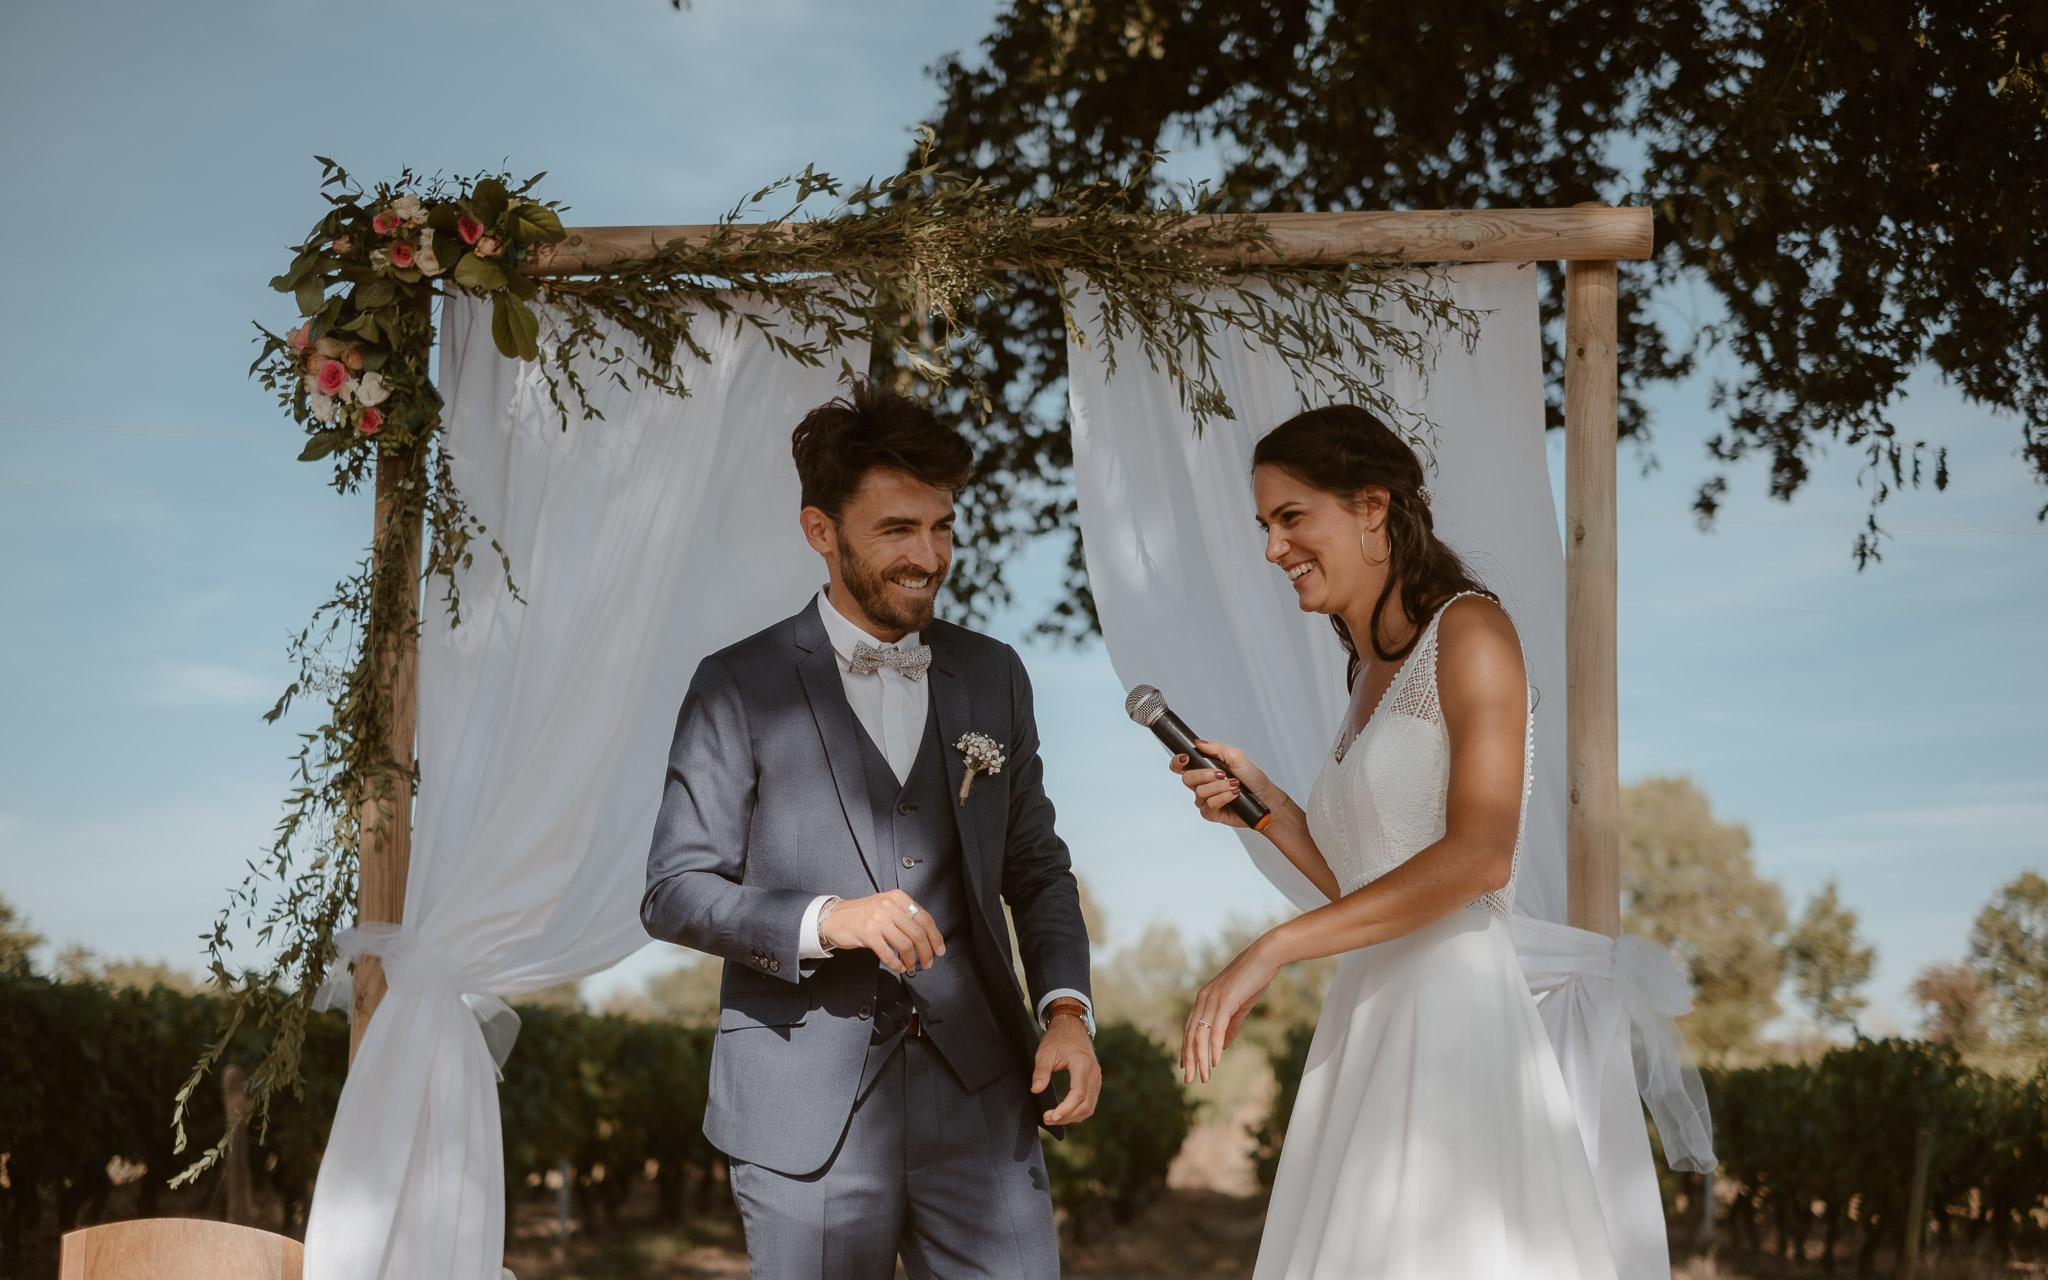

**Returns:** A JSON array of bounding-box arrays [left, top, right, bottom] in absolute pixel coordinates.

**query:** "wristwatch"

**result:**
[[1043, 996, 1094, 1038]]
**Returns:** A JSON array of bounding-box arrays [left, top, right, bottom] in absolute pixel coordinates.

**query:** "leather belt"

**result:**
[[905, 1011, 926, 1038]]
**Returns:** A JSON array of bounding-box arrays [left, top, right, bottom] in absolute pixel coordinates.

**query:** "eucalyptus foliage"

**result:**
[[186, 139, 1470, 1179]]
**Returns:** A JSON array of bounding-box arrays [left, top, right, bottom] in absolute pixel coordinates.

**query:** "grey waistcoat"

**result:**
[[854, 696, 1013, 1097]]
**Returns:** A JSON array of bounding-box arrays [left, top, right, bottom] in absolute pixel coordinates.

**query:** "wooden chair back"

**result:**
[[58, 1219, 303, 1280]]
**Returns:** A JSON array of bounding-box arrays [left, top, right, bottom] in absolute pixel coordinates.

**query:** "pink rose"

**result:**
[[358, 407, 384, 435], [390, 241, 416, 269], [316, 359, 349, 397], [373, 209, 401, 235], [286, 324, 310, 351], [457, 215, 484, 244], [475, 236, 502, 258], [344, 347, 364, 372]]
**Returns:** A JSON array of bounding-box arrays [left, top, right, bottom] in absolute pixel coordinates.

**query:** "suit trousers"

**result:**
[[727, 1037, 1060, 1280]]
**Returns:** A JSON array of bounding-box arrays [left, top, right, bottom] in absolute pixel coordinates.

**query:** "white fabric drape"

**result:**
[[1065, 263, 1708, 1280], [302, 296, 857, 1280]]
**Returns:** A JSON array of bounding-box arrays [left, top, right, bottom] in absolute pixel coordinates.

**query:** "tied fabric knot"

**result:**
[[309, 924, 524, 1078], [849, 640, 931, 680]]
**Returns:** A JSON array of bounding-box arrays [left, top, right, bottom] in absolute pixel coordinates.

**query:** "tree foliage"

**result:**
[[1620, 775, 1786, 1055], [1970, 870, 2048, 1050], [1913, 960, 1991, 1054], [1784, 879, 1876, 1031], [919, 0, 2048, 633]]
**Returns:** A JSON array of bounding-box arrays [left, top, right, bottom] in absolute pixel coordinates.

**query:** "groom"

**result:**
[[641, 379, 1098, 1279]]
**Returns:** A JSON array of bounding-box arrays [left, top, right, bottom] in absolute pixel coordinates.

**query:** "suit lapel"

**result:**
[[927, 630, 994, 907], [792, 602, 883, 893]]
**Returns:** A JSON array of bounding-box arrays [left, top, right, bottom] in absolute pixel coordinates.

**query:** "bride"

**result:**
[[1171, 406, 1617, 1279]]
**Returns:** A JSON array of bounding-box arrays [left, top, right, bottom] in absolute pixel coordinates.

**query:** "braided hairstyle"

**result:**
[[1251, 405, 1494, 690]]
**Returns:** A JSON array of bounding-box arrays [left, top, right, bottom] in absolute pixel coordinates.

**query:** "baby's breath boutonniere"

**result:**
[[954, 732, 1005, 805]]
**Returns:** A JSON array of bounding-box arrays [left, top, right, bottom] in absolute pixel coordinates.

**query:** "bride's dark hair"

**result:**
[[1252, 405, 1494, 690]]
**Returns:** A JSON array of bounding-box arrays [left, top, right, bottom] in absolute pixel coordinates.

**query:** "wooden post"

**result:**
[[349, 445, 425, 1064], [1565, 206, 1622, 938]]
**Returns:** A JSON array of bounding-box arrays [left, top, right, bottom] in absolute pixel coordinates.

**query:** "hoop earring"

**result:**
[[1359, 527, 1389, 567]]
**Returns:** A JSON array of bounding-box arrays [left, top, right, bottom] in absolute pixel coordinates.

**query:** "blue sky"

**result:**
[[1, 0, 2041, 1034]]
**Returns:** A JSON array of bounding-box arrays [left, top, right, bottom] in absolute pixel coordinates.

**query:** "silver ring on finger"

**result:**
[[904, 902, 921, 918], [1194, 1018, 1214, 1028]]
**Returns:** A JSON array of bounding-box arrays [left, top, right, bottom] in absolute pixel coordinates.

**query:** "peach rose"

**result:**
[[330, 236, 353, 255], [344, 347, 364, 372], [390, 241, 415, 269], [475, 236, 502, 258], [373, 209, 401, 235], [286, 324, 310, 351], [357, 407, 384, 435], [316, 359, 349, 397], [457, 215, 484, 244]]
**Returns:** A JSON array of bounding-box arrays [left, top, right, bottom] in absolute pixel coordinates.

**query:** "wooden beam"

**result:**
[[519, 206, 1653, 276], [348, 445, 424, 1065], [1565, 235, 1623, 938]]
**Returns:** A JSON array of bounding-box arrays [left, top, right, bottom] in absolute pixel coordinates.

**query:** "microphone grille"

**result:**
[[1124, 684, 1166, 727]]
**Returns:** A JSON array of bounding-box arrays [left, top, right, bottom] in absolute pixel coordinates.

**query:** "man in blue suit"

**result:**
[[642, 379, 1099, 1279]]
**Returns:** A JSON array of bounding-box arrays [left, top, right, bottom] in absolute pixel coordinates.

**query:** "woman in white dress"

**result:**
[[1172, 406, 1616, 1279]]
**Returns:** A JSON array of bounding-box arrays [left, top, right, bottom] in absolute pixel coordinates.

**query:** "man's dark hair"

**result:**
[[791, 379, 974, 521]]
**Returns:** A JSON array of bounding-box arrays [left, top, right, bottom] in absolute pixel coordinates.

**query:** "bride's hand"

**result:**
[[1170, 739, 1281, 829], [1182, 934, 1281, 1084]]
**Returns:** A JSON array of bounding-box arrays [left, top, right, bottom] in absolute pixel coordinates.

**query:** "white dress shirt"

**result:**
[[796, 591, 1092, 1032]]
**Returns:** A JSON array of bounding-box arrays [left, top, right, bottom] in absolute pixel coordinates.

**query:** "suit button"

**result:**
[[898, 801, 914, 815], [768, 960, 781, 972], [902, 856, 917, 869], [858, 1003, 873, 1020]]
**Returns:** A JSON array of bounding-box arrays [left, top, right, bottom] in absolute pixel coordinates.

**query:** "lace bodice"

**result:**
[[1304, 593, 1533, 919]]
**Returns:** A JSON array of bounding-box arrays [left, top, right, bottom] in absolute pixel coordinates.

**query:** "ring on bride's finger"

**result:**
[[1194, 1018, 1214, 1028]]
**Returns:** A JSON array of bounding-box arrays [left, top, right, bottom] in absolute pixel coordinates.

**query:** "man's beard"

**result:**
[[840, 539, 947, 634]]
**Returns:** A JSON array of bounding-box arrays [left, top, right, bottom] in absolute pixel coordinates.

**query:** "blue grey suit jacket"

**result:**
[[641, 598, 1093, 1175]]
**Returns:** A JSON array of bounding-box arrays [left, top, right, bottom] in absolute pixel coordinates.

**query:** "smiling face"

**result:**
[[802, 466, 955, 639], [1253, 463, 1391, 619]]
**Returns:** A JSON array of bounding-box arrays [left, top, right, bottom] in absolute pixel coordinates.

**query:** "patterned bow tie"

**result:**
[[849, 640, 932, 681]]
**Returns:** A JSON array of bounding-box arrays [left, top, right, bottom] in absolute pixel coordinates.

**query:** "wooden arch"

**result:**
[[348, 204, 1650, 1057]]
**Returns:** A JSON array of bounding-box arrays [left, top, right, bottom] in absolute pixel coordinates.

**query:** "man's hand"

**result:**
[[1033, 1012, 1101, 1125], [818, 889, 946, 974]]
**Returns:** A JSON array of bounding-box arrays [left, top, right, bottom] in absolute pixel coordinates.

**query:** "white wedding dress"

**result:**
[[1253, 595, 1617, 1280]]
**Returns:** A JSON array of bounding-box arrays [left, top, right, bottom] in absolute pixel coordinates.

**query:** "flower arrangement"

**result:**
[[954, 732, 1006, 804], [254, 163, 566, 468]]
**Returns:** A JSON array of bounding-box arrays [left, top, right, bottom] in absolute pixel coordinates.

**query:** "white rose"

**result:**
[[357, 371, 390, 407], [337, 373, 360, 403], [391, 194, 426, 225], [315, 336, 347, 358], [415, 234, 443, 277], [309, 391, 337, 423]]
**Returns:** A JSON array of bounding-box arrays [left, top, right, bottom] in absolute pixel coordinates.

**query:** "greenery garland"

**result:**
[[177, 135, 1476, 1178]]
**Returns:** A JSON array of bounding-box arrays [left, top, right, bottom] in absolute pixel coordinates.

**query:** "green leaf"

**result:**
[[492, 294, 541, 362], [454, 253, 507, 292], [297, 429, 354, 462], [500, 265, 539, 301], [470, 178, 510, 226], [294, 276, 328, 317], [354, 279, 396, 310], [427, 203, 459, 235], [514, 204, 566, 244]]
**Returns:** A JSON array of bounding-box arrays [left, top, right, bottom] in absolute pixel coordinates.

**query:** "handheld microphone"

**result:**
[[1124, 685, 1273, 832]]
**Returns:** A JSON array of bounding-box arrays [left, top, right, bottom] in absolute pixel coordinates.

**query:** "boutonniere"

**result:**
[[954, 732, 1006, 805]]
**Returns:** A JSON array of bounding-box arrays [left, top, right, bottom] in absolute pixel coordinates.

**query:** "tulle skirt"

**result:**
[[1254, 906, 1617, 1280]]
